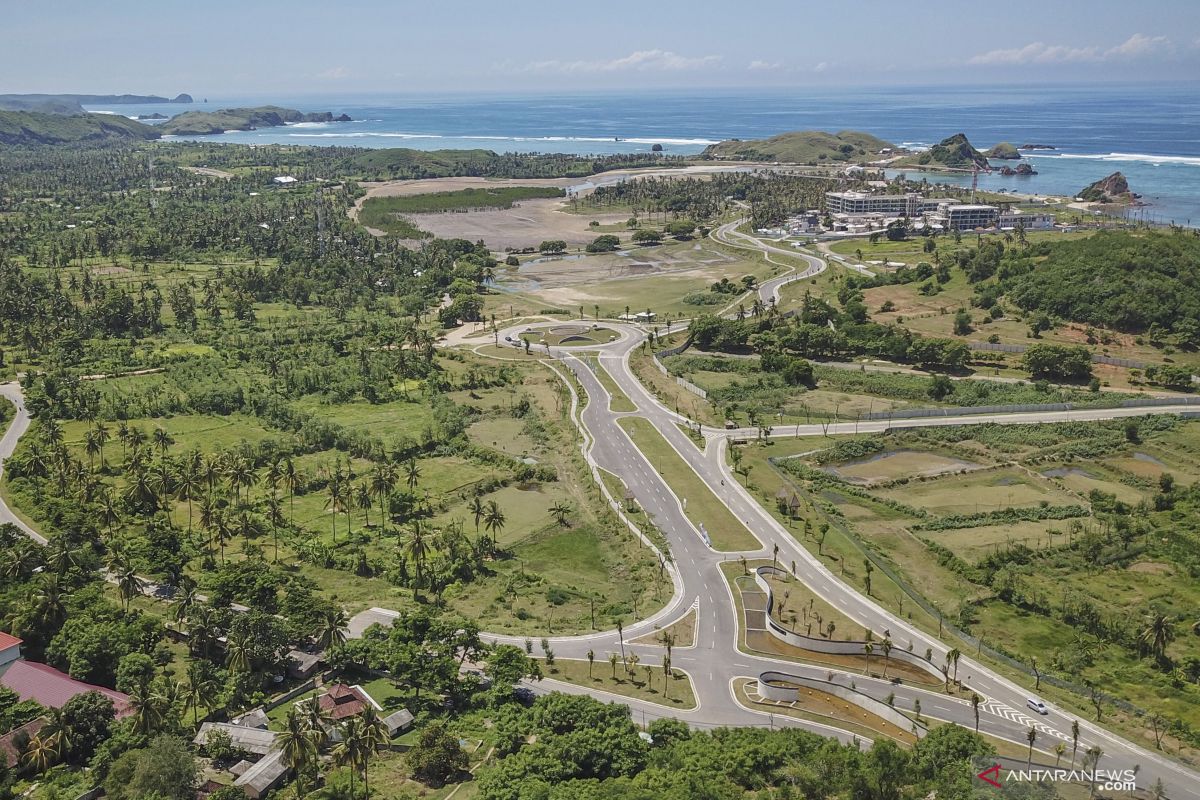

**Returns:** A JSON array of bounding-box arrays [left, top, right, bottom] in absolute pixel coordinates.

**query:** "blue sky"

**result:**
[[3, 0, 1199, 94]]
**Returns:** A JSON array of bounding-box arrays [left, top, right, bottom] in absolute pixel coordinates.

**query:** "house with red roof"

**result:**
[[316, 683, 380, 721], [0, 634, 132, 718]]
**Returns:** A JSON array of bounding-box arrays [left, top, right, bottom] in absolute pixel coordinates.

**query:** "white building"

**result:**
[[825, 191, 954, 217], [998, 210, 1055, 230], [929, 202, 999, 231]]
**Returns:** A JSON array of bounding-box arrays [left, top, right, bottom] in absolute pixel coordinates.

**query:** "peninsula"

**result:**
[[158, 105, 352, 135]]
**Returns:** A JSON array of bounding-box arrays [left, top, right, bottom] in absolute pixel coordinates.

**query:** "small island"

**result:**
[[1019, 143, 1056, 150], [893, 132, 990, 170], [159, 105, 352, 135], [1078, 171, 1139, 204], [985, 142, 1021, 160]]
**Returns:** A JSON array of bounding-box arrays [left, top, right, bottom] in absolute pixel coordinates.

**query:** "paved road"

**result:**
[[487, 317, 1200, 799], [4, 306, 1200, 794]]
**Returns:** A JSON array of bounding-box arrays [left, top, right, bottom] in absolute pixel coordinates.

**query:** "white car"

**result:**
[[1027, 698, 1049, 715]]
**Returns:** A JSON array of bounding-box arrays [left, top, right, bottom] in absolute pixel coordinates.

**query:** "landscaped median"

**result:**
[[617, 416, 762, 551], [536, 657, 697, 709]]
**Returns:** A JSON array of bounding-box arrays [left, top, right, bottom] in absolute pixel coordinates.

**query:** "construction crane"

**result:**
[[970, 159, 992, 203]]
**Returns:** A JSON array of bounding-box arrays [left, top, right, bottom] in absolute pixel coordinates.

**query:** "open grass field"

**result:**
[[874, 467, 1078, 514], [542, 657, 697, 709], [826, 449, 984, 484], [496, 240, 780, 320], [617, 417, 761, 551]]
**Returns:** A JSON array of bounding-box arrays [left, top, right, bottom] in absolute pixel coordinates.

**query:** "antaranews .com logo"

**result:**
[[974, 759, 1138, 794]]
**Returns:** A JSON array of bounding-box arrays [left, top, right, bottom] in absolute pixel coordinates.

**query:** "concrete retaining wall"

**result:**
[[752, 566, 943, 679], [757, 670, 926, 738]]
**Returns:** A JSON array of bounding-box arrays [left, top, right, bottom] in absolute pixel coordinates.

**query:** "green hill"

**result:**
[[702, 130, 896, 164], [160, 105, 349, 135], [895, 133, 990, 170], [0, 110, 159, 145], [985, 142, 1020, 159]]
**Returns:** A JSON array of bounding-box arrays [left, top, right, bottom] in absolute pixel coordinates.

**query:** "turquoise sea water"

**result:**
[[86, 84, 1200, 225]]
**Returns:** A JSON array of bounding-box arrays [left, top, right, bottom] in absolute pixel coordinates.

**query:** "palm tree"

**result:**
[[548, 501, 572, 527], [226, 629, 252, 673], [484, 500, 506, 547], [275, 706, 319, 790], [405, 459, 421, 491], [265, 496, 286, 562], [21, 733, 58, 772], [1138, 612, 1175, 662], [175, 457, 202, 534], [128, 680, 164, 736], [1026, 726, 1037, 768], [40, 707, 73, 763], [304, 698, 333, 750], [282, 457, 303, 518], [862, 641, 874, 673], [332, 717, 368, 799], [172, 580, 198, 624], [469, 495, 485, 534], [226, 456, 258, 506], [184, 660, 219, 728], [93, 421, 111, 467], [354, 482, 373, 530], [152, 426, 175, 457], [880, 637, 893, 678], [357, 707, 387, 796], [188, 605, 219, 658], [324, 469, 348, 543], [971, 693, 981, 733], [404, 522, 430, 599], [316, 608, 349, 654], [1083, 747, 1104, 798], [1054, 742, 1066, 767], [1071, 720, 1080, 768], [84, 428, 101, 470], [947, 648, 962, 685], [369, 464, 395, 538], [108, 550, 144, 613]]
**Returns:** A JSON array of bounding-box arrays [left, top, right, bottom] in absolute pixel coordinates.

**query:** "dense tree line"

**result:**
[[579, 172, 841, 228]]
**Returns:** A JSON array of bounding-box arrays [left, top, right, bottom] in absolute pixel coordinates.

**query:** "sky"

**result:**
[[3, 0, 1199, 95]]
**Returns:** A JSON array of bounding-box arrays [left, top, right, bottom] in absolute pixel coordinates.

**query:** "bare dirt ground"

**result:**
[[416, 199, 631, 250], [348, 164, 761, 251], [349, 177, 621, 249]]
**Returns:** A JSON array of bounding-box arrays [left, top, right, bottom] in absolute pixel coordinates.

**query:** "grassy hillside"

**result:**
[[702, 130, 896, 164], [0, 110, 159, 145]]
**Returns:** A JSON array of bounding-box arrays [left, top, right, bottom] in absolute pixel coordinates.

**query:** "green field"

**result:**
[[617, 417, 760, 551], [753, 417, 1200, 755], [542, 657, 697, 709]]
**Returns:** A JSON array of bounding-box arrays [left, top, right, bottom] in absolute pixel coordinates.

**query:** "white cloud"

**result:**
[[1106, 32, 1171, 58], [968, 33, 1171, 66], [813, 62, 829, 73], [519, 49, 722, 74], [748, 59, 783, 71], [316, 66, 351, 79]]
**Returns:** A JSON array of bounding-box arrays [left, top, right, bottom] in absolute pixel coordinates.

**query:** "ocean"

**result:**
[[86, 84, 1200, 225]]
